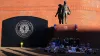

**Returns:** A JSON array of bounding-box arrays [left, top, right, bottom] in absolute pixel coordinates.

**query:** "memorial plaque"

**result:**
[[2, 16, 48, 47]]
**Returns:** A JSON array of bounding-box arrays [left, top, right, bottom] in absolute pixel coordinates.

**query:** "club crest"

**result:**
[[15, 20, 33, 38]]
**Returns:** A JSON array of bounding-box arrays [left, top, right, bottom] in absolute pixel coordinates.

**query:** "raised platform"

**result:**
[[54, 24, 77, 31]]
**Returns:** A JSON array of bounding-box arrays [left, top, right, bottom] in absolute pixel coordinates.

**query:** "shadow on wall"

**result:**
[[2, 16, 51, 47], [54, 30, 100, 48], [76, 31, 100, 48]]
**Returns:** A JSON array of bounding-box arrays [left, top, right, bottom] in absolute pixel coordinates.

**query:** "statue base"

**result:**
[[54, 24, 77, 31]]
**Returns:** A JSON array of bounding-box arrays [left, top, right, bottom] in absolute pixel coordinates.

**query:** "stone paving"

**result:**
[[0, 47, 49, 56], [0, 47, 99, 56]]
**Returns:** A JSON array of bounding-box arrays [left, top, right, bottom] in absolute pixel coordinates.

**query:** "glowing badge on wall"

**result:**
[[15, 20, 33, 38]]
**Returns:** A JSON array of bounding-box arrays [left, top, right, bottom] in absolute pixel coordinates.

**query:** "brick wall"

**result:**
[[0, 0, 100, 46]]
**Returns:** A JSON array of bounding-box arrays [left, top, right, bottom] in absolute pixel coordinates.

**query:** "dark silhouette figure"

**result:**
[[55, 4, 63, 24]]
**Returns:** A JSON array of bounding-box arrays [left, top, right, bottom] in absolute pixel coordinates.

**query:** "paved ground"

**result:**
[[0, 47, 99, 56]]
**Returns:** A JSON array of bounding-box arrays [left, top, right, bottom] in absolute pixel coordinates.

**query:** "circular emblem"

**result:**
[[15, 20, 33, 38]]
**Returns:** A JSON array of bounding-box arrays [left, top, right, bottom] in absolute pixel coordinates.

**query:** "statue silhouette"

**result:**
[[55, 1, 71, 24], [55, 4, 63, 24], [62, 1, 71, 24]]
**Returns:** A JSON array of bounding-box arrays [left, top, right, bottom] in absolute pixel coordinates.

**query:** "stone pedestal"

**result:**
[[54, 24, 78, 31]]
